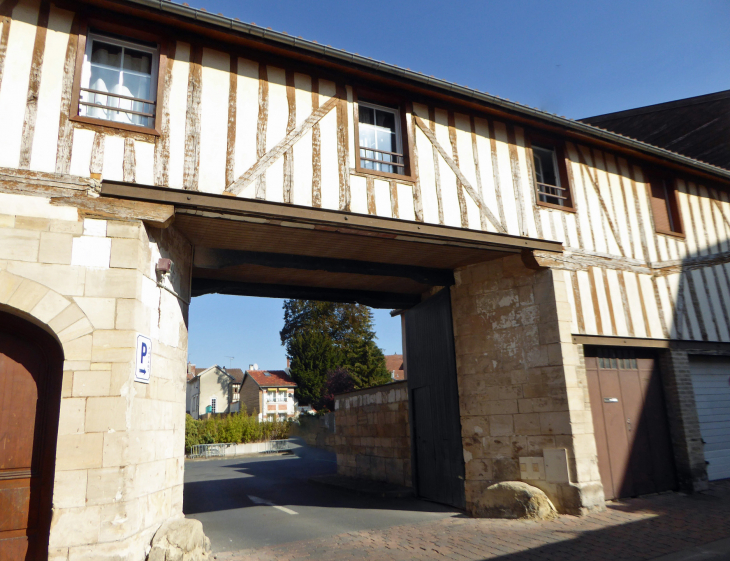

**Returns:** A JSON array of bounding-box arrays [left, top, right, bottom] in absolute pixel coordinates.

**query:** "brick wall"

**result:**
[[333, 381, 411, 487], [451, 254, 605, 515]]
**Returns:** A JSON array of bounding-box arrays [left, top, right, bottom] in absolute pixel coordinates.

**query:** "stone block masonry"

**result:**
[[333, 381, 411, 488], [450, 254, 605, 515], [0, 192, 193, 560]]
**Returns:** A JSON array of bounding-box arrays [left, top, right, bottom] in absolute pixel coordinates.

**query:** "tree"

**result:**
[[287, 329, 339, 409], [322, 367, 356, 411], [281, 300, 390, 409]]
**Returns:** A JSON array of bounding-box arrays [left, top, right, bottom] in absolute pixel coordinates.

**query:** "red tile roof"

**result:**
[[385, 354, 405, 381], [246, 370, 297, 388]]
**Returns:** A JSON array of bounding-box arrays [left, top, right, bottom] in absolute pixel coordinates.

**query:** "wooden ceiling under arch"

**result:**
[[101, 181, 563, 308]]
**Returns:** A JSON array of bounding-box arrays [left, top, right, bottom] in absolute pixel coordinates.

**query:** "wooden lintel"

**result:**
[[573, 334, 730, 353], [191, 278, 421, 309], [50, 196, 175, 227], [194, 247, 455, 286]]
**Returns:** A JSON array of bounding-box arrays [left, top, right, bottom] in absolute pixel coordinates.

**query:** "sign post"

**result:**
[[135, 334, 152, 384]]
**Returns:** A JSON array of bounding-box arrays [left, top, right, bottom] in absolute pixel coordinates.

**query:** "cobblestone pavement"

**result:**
[[216, 481, 730, 561]]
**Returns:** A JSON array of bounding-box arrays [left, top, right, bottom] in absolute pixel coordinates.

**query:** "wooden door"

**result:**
[[585, 348, 676, 500], [404, 288, 465, 508], [0, 313, 63, 560]]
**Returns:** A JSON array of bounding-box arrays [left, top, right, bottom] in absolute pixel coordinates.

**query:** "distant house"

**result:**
[[385, 354, 405, 381], [186, 365, 236, 419], [240, 367, 298, 421], [227, 368, 245, 413]]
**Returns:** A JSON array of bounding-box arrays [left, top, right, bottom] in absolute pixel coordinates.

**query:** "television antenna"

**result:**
[[224, 356, 235, 368]]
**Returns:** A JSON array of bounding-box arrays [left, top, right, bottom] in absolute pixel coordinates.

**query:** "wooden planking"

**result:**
[[182, 44, 203, 190], [514, 126, 541, 238], [506, 125, 527, 236], [198, 48, 229, 194], [406, 105, 423, 222], [122, 137, 135, 182], [0, 0, 39, 168], [493, 121, 520, 236], [388, 179, 398, 219], [166, 41, 190, 190]]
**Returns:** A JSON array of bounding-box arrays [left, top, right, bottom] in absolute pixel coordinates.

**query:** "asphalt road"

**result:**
[[183, 439, 461, 553]]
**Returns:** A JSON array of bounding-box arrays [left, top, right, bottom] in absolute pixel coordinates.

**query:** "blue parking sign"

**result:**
[[135, 335, 152, 384]]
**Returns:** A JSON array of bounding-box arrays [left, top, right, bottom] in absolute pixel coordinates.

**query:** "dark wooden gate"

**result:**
[[404, 288, 465, 508], [0, 312, 63, 560], [585, 347, 676, 500]]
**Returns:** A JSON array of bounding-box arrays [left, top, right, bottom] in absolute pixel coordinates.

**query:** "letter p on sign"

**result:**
[[135, 334, 152, 383]]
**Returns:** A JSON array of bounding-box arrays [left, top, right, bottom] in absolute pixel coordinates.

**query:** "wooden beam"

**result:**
[[101, 181, 564, 253], [226, 96, 338, 196], [191, 278, 421, 309], [193, 247, 455, 286], [413, 114, 506, 234]]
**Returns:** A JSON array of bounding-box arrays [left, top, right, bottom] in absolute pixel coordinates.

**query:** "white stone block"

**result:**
[[53, 470, 88, 508], [83, 218, 107, 237], [30, 290, 71, 323], [72, 236, 111, 268], [39, 232, 73, 264], [58, 397, 86, 435], [74, 297, 116, 329]]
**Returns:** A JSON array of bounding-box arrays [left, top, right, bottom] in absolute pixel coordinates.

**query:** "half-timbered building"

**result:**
[[1, 0, 729, 558]]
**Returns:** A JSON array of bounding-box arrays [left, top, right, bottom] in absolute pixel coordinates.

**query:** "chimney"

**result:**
[[286, 357, 291, 368], [248, 363, 258, 371]]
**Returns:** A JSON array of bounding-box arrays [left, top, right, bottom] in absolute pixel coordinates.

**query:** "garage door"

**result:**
[[689, 356, 730, 481]]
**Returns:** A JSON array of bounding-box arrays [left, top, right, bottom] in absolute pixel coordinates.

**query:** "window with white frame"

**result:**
[[78, 32, 159, 128], [358, 102, 404, 175], [210, 397, 217, 414]]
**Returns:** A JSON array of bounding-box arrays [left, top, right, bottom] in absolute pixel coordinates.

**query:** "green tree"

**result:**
[[281, 300, 390, 409], [288, 329, 339, 409]]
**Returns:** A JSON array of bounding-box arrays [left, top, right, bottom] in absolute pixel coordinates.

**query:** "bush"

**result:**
[[184, 408, 293, 453]]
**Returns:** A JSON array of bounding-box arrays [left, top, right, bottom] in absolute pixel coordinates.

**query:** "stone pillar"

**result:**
[[658, 348, 709, 492], [0, 194, 193, 560], [451, 254, 604, 516]]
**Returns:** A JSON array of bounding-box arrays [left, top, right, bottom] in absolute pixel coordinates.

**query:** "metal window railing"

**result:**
[[79, 87, 157, 120], [359, 146, 405, 169], [536, 182, 568, 204]]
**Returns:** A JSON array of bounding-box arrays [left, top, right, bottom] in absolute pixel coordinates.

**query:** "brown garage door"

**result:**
[[585, 348, 676, 500], [0, 312, 63, 560]]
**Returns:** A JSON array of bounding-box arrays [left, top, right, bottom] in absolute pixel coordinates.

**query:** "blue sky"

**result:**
[[187, 0, 729, 370]]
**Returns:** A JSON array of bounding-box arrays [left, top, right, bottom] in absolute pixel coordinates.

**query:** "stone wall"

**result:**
[[0, 192, 192, 560], [450, 254, 605, 515], [333, 382, 411, 487]]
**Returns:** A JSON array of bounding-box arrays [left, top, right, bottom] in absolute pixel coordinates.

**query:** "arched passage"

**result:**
[[0, 310, 64, 560]]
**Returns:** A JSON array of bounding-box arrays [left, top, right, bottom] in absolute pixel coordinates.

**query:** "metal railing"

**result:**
[[187, 439, 294, 458], [359, 146, 405, 170], [537, 182, 568, 205]]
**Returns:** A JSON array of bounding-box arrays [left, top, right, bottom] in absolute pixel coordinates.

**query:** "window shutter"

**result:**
[[650, 180, 672, 233]]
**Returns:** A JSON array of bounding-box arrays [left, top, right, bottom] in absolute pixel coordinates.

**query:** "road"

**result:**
[[183, 439, 461, 552]]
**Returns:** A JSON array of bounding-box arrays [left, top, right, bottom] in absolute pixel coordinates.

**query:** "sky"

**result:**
[[187, 0, 729, 371]]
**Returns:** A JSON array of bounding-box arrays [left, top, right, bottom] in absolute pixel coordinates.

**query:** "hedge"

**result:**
[[185, 408, 292, 452]]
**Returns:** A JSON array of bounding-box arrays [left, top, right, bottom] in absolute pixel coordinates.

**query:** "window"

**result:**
[[649, 175, 683, 236], [357, 102, 405, 176], [210, 397, 217, 414], [72, 22, 164, 134], [530, 137, 574, 210]]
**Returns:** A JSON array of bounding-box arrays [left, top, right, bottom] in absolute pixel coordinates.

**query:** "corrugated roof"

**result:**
[[246, 370, 297, 388], [114, 0, 730, 183]]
